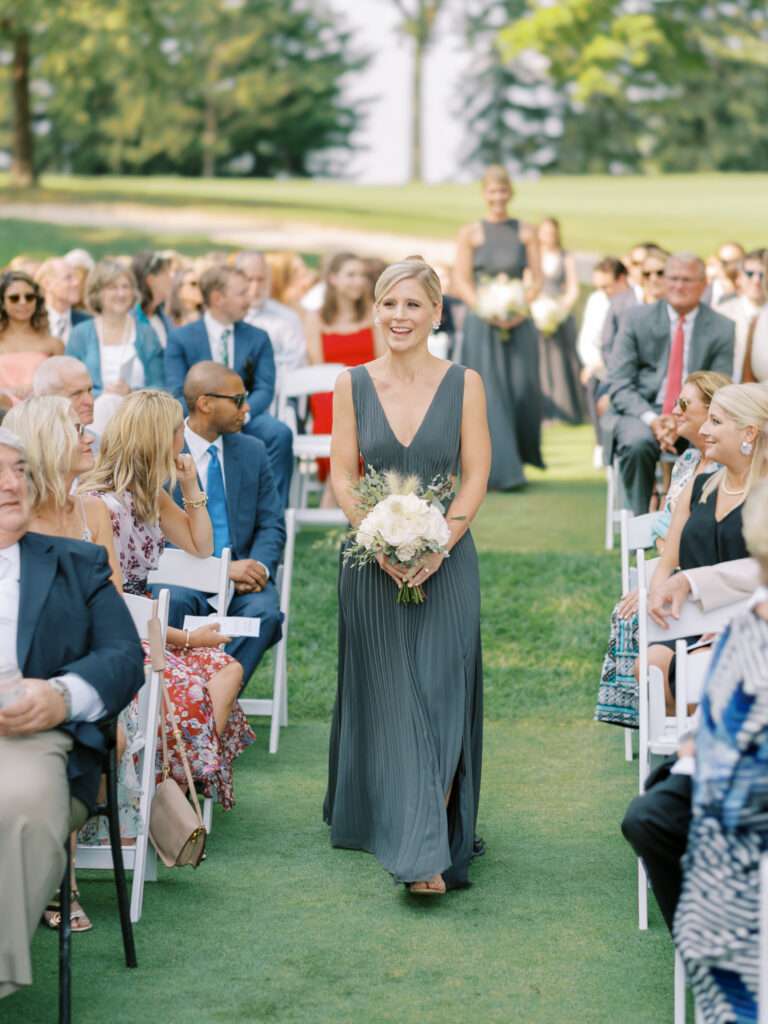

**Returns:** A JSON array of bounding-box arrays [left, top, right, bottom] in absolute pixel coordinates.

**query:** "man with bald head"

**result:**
[[159, 361, 285, 684], [36, 258, 91, 344], [236, 250, 307, 371], [605, 252, 734, 514], [32, 355, 95, 431]]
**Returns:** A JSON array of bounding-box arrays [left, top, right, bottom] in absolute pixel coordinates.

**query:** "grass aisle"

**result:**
[[8, 426, 674, 1023]]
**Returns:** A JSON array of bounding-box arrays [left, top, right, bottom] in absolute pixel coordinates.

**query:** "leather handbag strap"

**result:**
[[160, 684, 204, 826]]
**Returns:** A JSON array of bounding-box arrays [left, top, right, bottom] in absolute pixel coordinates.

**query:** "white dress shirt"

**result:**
[[184, 422, 226, 491], [641, 304, 699, 426], [47, 305, 72, 344], [721, 295, 764, 382], [204, 311, 235, 367], [0, 542, 105, 721], [245, 298, 306, 370], [576, 289, 610, 372]]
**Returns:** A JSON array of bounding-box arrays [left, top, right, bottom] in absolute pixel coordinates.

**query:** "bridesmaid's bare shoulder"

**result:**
[[457, 221, 484, 248]]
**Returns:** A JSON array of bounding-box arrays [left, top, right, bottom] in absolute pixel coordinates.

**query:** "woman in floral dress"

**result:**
[[80, 389, 254, 813]]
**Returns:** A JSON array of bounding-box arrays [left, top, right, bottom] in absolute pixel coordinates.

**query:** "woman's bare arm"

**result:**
[[329, 371, 362, 525], [158, 487, 214, 557], [305, 312, 325, 365], [562, 252, 580, 311], [521, 223, 542, 300], [445, 369, 490, 551], [87, 497, 124, 592], [453, 223, 480, 307]]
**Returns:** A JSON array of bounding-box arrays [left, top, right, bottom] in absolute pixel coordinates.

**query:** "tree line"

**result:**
[[2, 0, 767, 186]]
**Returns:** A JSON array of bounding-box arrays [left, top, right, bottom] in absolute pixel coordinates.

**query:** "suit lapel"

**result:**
[[688, 304, 708, 369], [222, 436, 242, 555], [17, 532, 58, 671], [197, 319, 214, 361]]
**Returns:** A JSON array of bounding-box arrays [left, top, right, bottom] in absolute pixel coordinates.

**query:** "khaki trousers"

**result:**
[[0, 731, 76, 999]]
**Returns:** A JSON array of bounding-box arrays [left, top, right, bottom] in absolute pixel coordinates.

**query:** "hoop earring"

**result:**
[[740, 440, 754, 456]]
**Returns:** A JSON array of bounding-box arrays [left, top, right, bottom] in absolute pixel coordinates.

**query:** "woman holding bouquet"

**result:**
[[454, 165, 544, 489], [325, 258, 490, 895]]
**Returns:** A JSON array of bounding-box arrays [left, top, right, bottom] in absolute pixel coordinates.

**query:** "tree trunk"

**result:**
[[9, 30, 36, 188], [202, 92, 217, 178], [410, 33, 424, 183]]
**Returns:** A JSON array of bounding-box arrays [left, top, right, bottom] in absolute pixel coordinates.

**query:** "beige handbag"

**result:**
[[146, 608, 207, 869]]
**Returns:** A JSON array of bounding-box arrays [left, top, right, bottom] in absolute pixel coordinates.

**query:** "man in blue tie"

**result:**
[[165, 265, 294, 506], [161, 361, 285, 685]]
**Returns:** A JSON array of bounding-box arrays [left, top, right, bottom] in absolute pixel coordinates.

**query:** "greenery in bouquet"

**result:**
[[343, 469, 459, 604], [530, 296, 566, 336]]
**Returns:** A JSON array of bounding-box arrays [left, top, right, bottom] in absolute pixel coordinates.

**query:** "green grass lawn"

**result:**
[[2, 171, 766, 254], [5, 424, 677, 1024]]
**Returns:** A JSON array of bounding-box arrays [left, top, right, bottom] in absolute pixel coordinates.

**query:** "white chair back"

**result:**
[[76, 588, 170, 923], [147, 547, 231, 609], [620, 510, 663, 595]]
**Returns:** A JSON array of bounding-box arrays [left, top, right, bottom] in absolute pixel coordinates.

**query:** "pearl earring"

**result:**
[[740, 440, 754, 456], [432, 322, 440, 332]]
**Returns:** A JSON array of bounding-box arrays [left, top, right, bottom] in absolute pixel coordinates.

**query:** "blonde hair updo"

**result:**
[[374, 258, 442, 309]]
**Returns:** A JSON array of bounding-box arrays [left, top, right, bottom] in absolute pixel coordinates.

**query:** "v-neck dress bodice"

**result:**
[[324, 362, 483, 889]]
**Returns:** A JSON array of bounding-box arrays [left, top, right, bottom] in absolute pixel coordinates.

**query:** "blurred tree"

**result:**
[[389, 0, 447, 182], [498, 0, 768, 173], [0, 0, 368, 179], [459, 0, 561, 176]]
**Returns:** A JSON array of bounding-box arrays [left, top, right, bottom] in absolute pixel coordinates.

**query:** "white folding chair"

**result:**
[[75, 589, 169, 923], [147, 548, 232, 831], [605, 458, 630, 550], [636, 586, 750, 930], [239, 509, 296, 753], [276, 363, 346, 508], [616, 510, 664, 762]]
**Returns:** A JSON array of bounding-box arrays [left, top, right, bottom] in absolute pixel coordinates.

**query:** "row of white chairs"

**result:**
[[617, 507, 758, 1020]]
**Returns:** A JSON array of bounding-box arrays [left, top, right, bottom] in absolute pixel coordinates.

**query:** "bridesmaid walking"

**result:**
[[324, 258, 490, 894], [536, 217, 586, 424], [454, 165, 544, 490]]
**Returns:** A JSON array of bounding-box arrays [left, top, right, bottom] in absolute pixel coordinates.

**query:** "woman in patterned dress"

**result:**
[[674, 480, 768, 1023], [79, 389, 254, 811]]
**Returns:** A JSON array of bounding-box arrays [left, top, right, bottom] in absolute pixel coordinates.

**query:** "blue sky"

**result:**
[[330, 0, 471, 183]]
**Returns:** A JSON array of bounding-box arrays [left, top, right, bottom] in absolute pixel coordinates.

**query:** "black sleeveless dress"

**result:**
[[461, 219, 544, 490], [324, 364, 483, 889]]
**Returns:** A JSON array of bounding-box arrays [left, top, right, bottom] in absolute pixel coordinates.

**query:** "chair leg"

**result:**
[[605, 465, 615, 550], [674, 949, 686, 1024], [59, 843, 72, 1024], [106, 742, 137, 968], [624, 728, 633, 762], [638, 858, 649, 931]]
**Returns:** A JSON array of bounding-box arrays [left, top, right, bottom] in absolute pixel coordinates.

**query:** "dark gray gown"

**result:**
[[538, 250, 587, 424], [461, 218, 544, 490], [324, 364, 483, 889]]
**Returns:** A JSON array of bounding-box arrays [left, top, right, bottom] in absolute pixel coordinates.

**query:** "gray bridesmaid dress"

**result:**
[[461, 218, 544, 490], [323, 363, 483, 889]]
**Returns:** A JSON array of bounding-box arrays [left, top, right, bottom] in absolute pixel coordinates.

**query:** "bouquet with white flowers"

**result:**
[[343, 469, 460, 604], [530, 296, 566, 336], [474, 273, 528, 331]]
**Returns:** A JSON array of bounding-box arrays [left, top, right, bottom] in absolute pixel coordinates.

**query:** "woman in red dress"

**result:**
[[306, 253, 382, 505]]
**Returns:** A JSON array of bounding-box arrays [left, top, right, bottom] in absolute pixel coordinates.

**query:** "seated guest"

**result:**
[[79, 389, 253, 806], [165, 265, 293, 507], [36, 257, 91, 344], [236, 250, 307, 371], [720, 249, 767, 381], [645, 382, 768, 711], [638, 247, 670, 306], [0, 271, 64, 402], [168, 267, 203, 327], [706, 240, 744, 307], [132, 250, 174, 348], [66, 260, 165, 435], [267, 250, 318, 318], [605, 253, 735, 515], [622, 480, 768, 957], [624, 242, 660, 302], [0, 427, 144, 999], [674, 481, 768, 1020], [63, 248, 95, 310], [158, 362, 285, 687], [585, 258, 636, 429], [32, 355, 96, 443], [595, 371, 728, 728]]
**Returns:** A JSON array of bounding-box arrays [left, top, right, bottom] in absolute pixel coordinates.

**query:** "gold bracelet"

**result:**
[[183, 494, 208, 509]]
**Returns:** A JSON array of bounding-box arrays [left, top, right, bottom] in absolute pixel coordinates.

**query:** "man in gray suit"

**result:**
[[605, 253, 734, 514]]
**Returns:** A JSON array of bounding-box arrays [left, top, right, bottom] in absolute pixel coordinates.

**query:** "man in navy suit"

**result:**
[[160, 361, 285, 685], [165, 265, 294, 506], [0, 428, 144, 998]]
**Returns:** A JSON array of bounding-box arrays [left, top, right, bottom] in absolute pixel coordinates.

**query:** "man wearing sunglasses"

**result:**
[[158, 361, 285, 684], [720, 250, 767, 381], [165, 264, 294, 506], [605, 252, 734, 514]]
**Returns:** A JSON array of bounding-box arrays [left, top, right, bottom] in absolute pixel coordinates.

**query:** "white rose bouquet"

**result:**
[[475, 273, 528, 334], [343, 469, 460, 604], [530, 296, 566, 336]]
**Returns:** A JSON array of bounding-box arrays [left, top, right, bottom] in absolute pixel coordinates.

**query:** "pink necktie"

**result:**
[[662, 316, 685, 414]]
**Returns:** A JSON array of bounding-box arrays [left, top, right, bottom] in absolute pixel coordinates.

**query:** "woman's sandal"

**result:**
[[42, 891, 93, 932], [408, 875, 446, 897]]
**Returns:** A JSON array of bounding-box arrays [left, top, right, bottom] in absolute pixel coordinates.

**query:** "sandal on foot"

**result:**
[[408, 875, 446, 897], [42, 891, 93, 932]]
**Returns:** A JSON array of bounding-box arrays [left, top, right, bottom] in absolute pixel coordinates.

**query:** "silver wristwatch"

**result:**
[[48, 677, 73, 721]]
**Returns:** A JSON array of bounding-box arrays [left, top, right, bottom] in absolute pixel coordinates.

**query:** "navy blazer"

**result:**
[[165, 318, 276, 419], [17, 533, 145, 812], [173, 431, 285, 578]]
